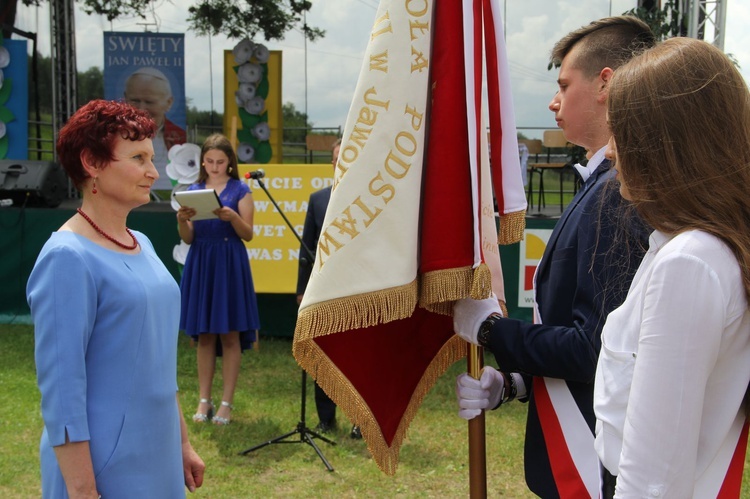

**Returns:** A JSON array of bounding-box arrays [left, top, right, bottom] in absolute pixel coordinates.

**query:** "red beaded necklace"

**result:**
[[77, 208, 138, 250]]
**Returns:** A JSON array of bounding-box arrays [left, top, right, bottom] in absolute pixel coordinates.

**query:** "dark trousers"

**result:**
[[314, 382, 337, 425], [601, 465, 617, 499]]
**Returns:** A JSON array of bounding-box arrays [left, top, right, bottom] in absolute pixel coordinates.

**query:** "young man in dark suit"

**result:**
[[453, 16, 655, 498]]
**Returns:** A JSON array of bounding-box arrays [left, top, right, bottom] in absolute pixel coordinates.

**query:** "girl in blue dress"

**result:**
[[177, 133, 260, 425], [27, 100, 204, 497]]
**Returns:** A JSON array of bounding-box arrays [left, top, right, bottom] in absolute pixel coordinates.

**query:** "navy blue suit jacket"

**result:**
[[486, 160, 648, 498], [296, 186, 331, 296]]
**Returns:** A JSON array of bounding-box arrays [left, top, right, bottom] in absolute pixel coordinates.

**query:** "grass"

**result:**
[[0, 325, 534, 498], [4, 324, 750, 497], [526, 167, 579, 214]]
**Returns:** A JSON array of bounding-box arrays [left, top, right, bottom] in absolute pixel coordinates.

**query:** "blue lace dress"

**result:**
[[179, 178, 260, 350]]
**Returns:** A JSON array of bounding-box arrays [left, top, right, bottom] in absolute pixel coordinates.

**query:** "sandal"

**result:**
[[192, 398, 214, 423], [212, 401, 233, 425]]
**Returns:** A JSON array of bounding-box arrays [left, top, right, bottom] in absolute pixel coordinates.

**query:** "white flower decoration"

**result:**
[[237, 63, 262, 84], [251, 122, 270, 141], [237, 82, 256, 101], [253, 44, 270, 63], [172, 240, 191, 265], [232, 38, 255, 65], [0, 122, 6, 139], [0, 47, 9, 69], [243, 96, 265, 115], [237, 143, 255, 163], [167, 143, 201, 184]]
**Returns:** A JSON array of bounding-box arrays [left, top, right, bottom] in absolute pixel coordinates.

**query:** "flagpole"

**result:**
[[467, 343, 487, 498]]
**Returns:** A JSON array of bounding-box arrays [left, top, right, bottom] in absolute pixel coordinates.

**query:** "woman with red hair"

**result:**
[[27, 100, 204, 497]]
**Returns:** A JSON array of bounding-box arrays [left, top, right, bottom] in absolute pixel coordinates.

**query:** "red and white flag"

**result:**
[[293, 0, 525, 475]]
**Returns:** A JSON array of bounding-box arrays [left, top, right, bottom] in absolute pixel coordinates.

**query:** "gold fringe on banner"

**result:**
[[469, 263, 492, 300], [294, 280, 419, 342], [497, 209, 526, 245], [419, 266, 474, 313], [293, 332, 467, 475]]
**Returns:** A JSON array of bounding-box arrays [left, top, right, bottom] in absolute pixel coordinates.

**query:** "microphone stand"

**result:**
[[238, 173, 336, 472]]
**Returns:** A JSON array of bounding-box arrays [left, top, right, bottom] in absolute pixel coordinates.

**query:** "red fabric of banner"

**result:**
[[419, 0, 475, 276], [315, 310, 453, 445]]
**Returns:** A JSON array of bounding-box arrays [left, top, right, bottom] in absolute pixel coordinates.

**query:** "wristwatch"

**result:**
[[477, 313, 502, 349]]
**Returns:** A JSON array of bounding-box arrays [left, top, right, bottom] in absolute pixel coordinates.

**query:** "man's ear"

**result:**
[[597, 67, 614, 103]]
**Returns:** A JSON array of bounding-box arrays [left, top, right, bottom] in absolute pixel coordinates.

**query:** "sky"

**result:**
[[13, 0, 750, 140]]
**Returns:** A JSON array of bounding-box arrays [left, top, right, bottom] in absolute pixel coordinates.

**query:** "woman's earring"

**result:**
[[92, 177, 97, 194], [228, 166, 233, 174]]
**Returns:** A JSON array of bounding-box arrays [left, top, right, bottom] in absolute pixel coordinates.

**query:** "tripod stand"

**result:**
[[238, 172, 336, 471]]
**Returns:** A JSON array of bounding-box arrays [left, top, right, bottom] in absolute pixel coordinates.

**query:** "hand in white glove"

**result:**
[[453, 295, 503, 345], [456, 366, 505, 420]]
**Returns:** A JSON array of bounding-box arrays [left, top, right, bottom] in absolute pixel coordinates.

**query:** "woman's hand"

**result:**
[[177, 207, 197, 223], [182, 441, 205, 493], [213, 206, 239, 222]]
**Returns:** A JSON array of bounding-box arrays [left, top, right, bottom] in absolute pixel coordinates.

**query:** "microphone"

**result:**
[[245, 169, 265, 180]]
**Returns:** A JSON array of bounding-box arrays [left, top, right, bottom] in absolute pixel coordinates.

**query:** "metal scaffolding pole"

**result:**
[[50, 0, 77, 158], [688, 0, 726, 50]]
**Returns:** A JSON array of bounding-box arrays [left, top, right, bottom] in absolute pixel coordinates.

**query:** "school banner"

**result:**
[[103, 32, 186, 190], [239, 163, 332, 293], [292, 0, 525, 476]]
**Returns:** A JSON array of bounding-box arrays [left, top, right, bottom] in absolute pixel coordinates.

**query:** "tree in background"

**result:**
[[77, 66, 103, 106], [624, 0, 687, 40], [1, 0, 324, 42], [188, 0, 323, 42], [29, 54, 106, 111], [282, 102, 310, 145]]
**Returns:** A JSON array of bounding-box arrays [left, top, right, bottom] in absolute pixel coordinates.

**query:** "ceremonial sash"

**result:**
[[532, 275, 599, 497], [701, 418, 749, 498], [534, 377, 599, 498]]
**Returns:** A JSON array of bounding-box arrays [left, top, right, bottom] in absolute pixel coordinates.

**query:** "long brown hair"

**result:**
[[608, 37, 750, 301], [197, 133, 240, 183]]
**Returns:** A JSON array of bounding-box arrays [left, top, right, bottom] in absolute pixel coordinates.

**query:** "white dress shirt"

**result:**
[[594, 230, 750, 498], [572, 145, 607, 182]]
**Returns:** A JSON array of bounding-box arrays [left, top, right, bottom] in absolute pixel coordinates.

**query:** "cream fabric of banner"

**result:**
[[479, 119, 506, 304], [300, 2, 433, 309]]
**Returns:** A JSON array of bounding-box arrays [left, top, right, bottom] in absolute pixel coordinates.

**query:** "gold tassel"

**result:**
[[469, 263, 492, 300], [497, 209, 526, 245]]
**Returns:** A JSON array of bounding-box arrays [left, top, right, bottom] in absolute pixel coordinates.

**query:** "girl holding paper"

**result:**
[[177, 133, 260, 425]]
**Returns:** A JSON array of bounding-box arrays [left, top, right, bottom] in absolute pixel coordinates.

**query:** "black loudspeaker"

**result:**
[[0, 160, 68, 208]]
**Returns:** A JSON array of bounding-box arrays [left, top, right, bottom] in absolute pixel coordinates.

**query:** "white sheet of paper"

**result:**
[[174, 189, 222, 221]]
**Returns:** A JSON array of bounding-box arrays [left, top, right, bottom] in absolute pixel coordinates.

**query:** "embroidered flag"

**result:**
[[293, 0, 525, 474]]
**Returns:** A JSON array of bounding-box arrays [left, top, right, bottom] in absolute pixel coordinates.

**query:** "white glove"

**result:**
[[453, 295, 503, 345], [456, 366, 505, 420]]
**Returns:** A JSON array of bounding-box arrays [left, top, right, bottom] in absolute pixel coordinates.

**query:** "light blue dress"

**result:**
[[27, 231, 186, 498]]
